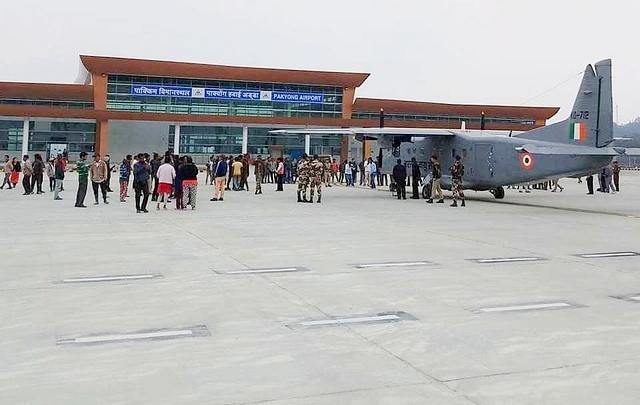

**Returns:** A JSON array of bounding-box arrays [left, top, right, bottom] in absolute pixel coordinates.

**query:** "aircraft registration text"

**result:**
[[571, 110, 590, 120]]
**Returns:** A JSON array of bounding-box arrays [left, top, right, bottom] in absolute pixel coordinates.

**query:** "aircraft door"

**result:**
[[474, 143, 494, 182]]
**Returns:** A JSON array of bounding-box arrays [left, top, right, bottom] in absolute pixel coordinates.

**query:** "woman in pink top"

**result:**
[[155, 155, 176, 210], [276, 157, 285, 191]]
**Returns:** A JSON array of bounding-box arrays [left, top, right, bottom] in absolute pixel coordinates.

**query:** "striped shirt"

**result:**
[[76, 160, 89, 180]]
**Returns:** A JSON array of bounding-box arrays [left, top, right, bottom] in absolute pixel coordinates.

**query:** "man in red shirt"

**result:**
[[330, 159, 339, 185]]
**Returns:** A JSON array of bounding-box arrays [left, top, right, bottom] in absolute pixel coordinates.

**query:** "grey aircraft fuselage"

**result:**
[[274, 59, 628, 197], [383, 133, 612, 191]]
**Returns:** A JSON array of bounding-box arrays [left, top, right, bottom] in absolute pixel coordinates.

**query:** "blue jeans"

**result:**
[[370, 173, 376, 188], [345, 173, 352, 186]]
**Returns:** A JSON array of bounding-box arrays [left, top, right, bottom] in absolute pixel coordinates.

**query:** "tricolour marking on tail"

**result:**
[[515, 59, 613, 148]]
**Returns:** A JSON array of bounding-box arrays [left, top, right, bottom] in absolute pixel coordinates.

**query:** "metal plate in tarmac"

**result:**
[[56, 325, 211, 346]]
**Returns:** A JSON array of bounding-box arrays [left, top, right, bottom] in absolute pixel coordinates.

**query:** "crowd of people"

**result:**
[[391, 155, 463, 206], [114, 152, 200, 213], [2, 154, 48, 194], [3, 151, 626, 212], [506, 160, 622, 195], [2, 152, 411, 201]]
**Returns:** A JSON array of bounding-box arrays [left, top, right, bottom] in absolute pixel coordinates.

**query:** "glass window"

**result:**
[[26, 119, 96, 153], [351, 111, 536, 127], [168, 125, 243, 155], [0, 120, 24, 152], [0, 98, 94, 109], [107, 75, 343, 118]]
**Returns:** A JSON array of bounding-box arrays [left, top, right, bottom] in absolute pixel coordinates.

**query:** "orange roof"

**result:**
[[353, 98, 559, 120], [0, 82, 93, 102], [80, 55, 370, 88]]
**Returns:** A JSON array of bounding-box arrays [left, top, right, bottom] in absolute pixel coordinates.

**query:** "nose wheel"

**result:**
[[421, 181, 432, 200], [491, 186, 505, 199]]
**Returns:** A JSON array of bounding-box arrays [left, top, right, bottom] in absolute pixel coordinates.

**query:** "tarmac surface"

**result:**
[[1, 171, 640, 404]]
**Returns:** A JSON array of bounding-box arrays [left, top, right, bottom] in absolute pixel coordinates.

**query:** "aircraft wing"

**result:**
[[269, 127, 457, 136], [517, 144, 620, 156]]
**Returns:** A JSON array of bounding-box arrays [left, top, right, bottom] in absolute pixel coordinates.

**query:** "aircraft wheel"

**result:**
[[421, 182, 432, 200], [494, 186, 505, 199]]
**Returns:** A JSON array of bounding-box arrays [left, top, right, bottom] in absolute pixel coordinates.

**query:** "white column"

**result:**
[[21, 118, 29, 157], [304, 134, 310, 155], [174, 123, 181, 155], [242, 126, 248, 154]]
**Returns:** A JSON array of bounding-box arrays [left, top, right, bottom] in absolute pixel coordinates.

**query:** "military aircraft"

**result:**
[[272, 59, 637, 199]]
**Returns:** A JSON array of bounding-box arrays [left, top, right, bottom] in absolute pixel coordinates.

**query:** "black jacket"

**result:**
[[32, 159, 44, 175], [180, 163, 199, 181], [133, 161, 150, 183], [411, 163, 421, 178], [392, 163, 407, 184], [432, 161, 442, 179], [54, 162, 65, 180]]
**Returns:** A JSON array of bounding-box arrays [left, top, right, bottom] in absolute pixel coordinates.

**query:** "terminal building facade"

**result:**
[[0, 55, 559, 162]]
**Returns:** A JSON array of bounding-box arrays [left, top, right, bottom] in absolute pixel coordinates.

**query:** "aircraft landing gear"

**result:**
[[491, 186, 505, 199], [421, 181, 432, 200]]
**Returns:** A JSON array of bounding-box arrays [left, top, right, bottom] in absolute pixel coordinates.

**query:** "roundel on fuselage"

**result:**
[[519, 152, 535, 170]]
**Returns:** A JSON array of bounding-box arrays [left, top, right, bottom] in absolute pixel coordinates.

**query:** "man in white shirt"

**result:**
[[364, 160, 370, 187], [344, 160, 353, 186], [368, 158, 377, 189]]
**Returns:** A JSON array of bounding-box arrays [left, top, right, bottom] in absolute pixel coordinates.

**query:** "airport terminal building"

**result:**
[[0, 55, 559, 162]]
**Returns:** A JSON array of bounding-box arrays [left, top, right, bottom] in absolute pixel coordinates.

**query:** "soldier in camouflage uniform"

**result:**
[[449, 155, 465, 207], [309, 154, 324, 203], [296, 153, 310, 202], [323, 158, 331, 187], [254, 155, 266, 195]]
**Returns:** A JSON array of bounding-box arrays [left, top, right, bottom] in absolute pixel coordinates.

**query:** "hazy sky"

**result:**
[[1, 0, 638, 123]]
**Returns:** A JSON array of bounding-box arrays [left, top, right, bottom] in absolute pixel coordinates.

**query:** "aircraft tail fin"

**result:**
[[593, 59, 613, 147], [516, 59, 613, 148]]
